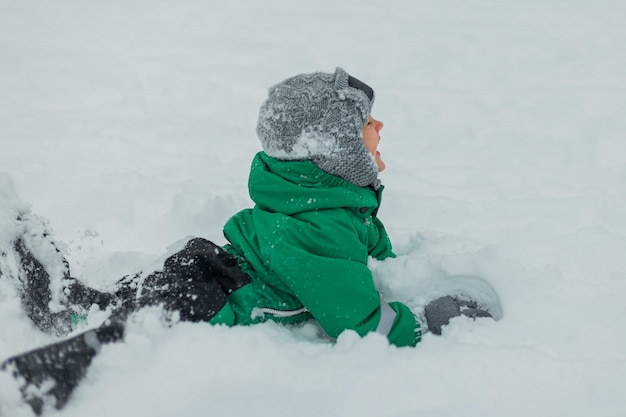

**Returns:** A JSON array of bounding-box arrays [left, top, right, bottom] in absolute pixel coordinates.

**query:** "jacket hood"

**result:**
[[248, 152, 380, 216]]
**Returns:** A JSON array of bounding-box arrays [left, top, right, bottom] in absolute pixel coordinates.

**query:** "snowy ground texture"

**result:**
[[2, 0, 626, 416]]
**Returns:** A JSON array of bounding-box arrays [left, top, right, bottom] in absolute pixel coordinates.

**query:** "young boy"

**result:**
[[1, 67, 494, 414]]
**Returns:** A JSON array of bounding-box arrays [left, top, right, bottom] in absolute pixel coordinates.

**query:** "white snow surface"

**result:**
[[1, 0, 626, 416]]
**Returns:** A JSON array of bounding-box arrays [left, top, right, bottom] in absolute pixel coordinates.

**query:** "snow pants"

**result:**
[[2, 237, 252, 414], [66, 237, 252, 325]]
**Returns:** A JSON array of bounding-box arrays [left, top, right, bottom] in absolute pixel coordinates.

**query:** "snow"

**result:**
[[1, 0, 626, 416]]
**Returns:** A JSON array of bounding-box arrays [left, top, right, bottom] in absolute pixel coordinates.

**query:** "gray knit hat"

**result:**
[[257, 67, 378, 187]]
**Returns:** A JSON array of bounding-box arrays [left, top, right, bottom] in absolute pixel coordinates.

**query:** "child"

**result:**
[[1, 67, 495, 414]]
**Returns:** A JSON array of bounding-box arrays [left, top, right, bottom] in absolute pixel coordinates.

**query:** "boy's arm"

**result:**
[[369, 216, 396, 260], [268, 214, 419, 347]]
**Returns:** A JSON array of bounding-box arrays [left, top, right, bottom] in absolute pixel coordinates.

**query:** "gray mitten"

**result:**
[[424, 296, 492, 335]]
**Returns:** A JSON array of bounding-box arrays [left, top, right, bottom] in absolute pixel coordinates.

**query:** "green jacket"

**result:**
[[213, 152, 421, 347]]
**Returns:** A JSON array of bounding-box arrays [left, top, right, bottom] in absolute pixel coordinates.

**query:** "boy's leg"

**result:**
[[2, 237, 251, 414], [12, 237, 73, 337], [64, 277, 119, 313], [12, 236, 120, 336], [1, 321, 125, 415], [9, 227, 251, 330], [61, 233, 251, 323], [109, 237, 251, 323]]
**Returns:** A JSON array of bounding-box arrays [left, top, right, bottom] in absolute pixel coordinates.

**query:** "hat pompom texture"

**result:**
[[257, 67, 379, 187]]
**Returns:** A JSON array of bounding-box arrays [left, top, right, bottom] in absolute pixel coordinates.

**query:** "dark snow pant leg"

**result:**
[[1, 321, 125, 415], [2, 237, 250, 414], [13, 238, 73, 336], [64, 279, 118, 312], [13, 235, 114, 336], [132, 237, 252, 323], [64, 237, 252, 324]]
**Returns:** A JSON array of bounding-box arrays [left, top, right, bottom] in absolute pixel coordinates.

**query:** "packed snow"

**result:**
[[1, 0, 626, 416]]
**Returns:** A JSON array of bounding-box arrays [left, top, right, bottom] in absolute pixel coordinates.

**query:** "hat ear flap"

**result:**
[[334, 67, 350, 90], [310, 100, 379, 187], [333, 67, 373, 123], [347, 75, 374, 102]]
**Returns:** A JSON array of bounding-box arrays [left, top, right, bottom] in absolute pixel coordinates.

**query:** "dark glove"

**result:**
[[424, 296, 492, 335]]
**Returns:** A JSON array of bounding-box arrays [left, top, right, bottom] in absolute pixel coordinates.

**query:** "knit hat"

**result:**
[[257, 67, 379, 187]]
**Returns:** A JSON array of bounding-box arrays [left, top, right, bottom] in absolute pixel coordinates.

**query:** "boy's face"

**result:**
[[362, 115, 385, 172]]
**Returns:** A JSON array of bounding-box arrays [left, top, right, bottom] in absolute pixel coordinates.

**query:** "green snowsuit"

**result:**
[[211, 152, 421, 347]]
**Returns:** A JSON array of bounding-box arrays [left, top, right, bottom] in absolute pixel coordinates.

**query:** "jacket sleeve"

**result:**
[[369, 216, 396, 260], [267, 211, 419, 347]]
